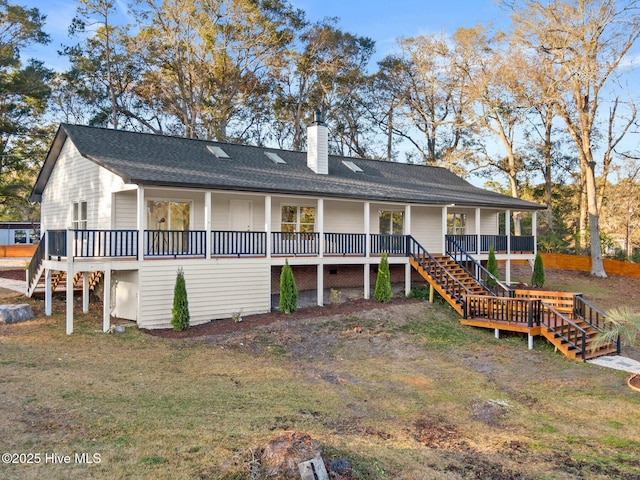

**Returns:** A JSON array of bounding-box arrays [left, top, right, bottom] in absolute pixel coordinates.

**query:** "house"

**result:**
[[28, 120, 543, 334]]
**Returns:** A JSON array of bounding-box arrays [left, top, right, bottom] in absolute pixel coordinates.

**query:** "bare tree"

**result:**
[[507, 0, 640, 277]]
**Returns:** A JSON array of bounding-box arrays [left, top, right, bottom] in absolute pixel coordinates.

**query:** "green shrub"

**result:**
[[486, 246, 499, 287], [531, 252, 545, 287], [171, 268, 190, 331], [279, 260, 298, 314], [374, 253, 392, 303], [408, 286, 430, 300]]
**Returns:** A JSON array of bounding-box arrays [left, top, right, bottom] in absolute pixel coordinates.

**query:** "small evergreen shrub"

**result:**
[[486, 246, 499, 287], [408, 286, 430, 300], [531, 252, 545, 287], [279, 260, 298, 314], [171, 268, 190, 331], [374, 253, 392, 303]]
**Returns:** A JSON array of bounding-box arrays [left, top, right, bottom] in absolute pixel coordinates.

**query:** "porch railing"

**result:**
[[465, 295, 541, 328], [324, 233, 366, 256], [370, 234, 406, 255], [211, 231, 266, 256], [574, 295, 621, 354], [48, 230, 67, 258], [145, 230, 206, 257], [271, 232, 319, 255], [445, 234, 535, 254], [27, 233, 46, 289], [75, 229, 138, 257]]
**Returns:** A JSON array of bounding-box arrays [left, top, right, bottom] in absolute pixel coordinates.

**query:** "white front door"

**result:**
[[230, 200, 253, 231]]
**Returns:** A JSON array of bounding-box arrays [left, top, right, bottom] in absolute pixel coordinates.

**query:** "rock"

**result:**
[[261, 431, 322, 478], [0, 304, 35, 324]]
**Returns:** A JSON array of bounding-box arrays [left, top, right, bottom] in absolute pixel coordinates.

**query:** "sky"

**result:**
[[22, 0, 509, 70]]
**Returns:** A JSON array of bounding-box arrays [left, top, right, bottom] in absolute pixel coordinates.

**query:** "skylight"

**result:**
[[342, 160, 363, 173], [264, 152, 287, 164], [206, 145, 230, 158]]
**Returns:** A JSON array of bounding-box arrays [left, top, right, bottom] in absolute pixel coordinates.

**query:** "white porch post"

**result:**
[[364, 202, 370, 299], [205, 191, 212, 258], [442, 205, 448, 254], [45, 268, 52, 316], [82, 272, 90, 313], [317, 198, 324, 306], [103, 268, 111, 332], [265, 195, 272, 259], [475, 207, 481, 255], [528, 334, 534, 350], [404, 204, 412, 296], [137, 187, 145, 260], [66, 229, 74, 335], [532, 211, 538, 255], [505, 209, 511, 285]]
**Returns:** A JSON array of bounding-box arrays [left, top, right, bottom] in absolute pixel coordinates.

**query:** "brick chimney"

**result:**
[[307, 110, 328, 175]]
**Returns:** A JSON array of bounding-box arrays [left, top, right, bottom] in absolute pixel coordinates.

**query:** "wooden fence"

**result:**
[[540, 253, 640, 279], [0, 244, 37, 258]]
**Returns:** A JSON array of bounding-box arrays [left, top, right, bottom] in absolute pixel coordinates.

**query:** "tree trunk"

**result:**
[[585, 163, 607, 277]]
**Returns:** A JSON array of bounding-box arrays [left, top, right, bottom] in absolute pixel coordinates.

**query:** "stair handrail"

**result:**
[[445, 236, 511, 297], [27, 232, 46, 292], [406, 236, 475, 313], [541, 302, 588, 362], [574, 295, 621, 354]]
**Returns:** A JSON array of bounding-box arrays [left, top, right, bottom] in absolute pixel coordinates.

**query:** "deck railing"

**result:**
[[324, 233, 366, 256], [445, 234, 535, 254], [445, 236, 511, 297], [407, 235, 473, 314], [27, 233, 46, 290], [211, 231, 266, 256], [75, 229, 138, 257], [370, 234, 406, 255], [574, 295, 621, 354], [271, 232, 319, 255], [541, 303, 588, 361], [465, 295, 541, 328], [48, 230, 67, 258], [145, 230, 206, 257]]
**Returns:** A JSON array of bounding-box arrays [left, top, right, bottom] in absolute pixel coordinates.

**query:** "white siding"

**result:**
[[40, 140, 126, 231], [324, 200, 363, 232], [481, 210, 499, 235], [410, 207, 443, 253], [113, 190, 137, 229], [138, 258, 271, 329], [112, 270, 138, 320], [211, 193, 265, 231]]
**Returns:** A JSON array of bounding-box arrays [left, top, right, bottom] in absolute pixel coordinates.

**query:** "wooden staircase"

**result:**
[[28, 269, 103, 297], [407, 236, 619, 363]]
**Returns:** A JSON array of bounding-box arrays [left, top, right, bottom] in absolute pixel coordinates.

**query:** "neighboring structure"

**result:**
[[28, 121, 543, 333], [0, 222, 40, 245]]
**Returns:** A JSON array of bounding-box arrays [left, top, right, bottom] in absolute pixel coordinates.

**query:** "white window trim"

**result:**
[[280, 203, 316, 232]]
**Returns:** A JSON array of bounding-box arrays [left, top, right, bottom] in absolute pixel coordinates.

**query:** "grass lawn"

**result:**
[[1, 273, 640, 479]]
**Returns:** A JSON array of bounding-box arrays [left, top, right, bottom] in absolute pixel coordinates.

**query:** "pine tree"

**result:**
[[531, 252, 545, 288], [374, 253, 392, 303], [171, 268, 190, 331], [279, 260, 298, 314], [486, 246, 499, 287]]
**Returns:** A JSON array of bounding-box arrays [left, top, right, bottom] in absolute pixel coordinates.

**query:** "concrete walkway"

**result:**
[[0, 276, 26, 295], [588, 355, 640, 374]]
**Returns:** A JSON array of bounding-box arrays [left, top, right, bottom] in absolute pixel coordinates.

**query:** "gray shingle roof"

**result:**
[[31, 124, 543, 210]]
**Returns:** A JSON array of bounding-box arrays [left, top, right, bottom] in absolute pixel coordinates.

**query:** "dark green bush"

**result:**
[[171, 268, 190, 331], [374, 253, 392, 303], [531, 252, 545, 287], [486, 246, 499, 287], [279, 260, 298, 314]]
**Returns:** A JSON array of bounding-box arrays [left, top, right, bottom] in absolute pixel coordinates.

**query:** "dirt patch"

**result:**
[[143, 296, 422, 339], [413, 415, 468, 450], [0, 269, 25, 281]]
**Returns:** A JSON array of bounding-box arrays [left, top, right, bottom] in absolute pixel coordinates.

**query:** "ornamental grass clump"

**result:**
[[279, 260, 298, 314], [374, 253, 392, 303], [171, 268, 190, 331]]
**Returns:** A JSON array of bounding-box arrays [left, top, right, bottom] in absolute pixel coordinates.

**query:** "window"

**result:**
[[379, 210, 403, 235], [447, 213, 466, 235], [281, 205, 315, 233], [147, 200, 191, 230], [13, 230, 26, 244], [206, 145, 230, 158], [265, 152, 286, 164], [342, 160, 363, 173], [72, 201, 87, 229]]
